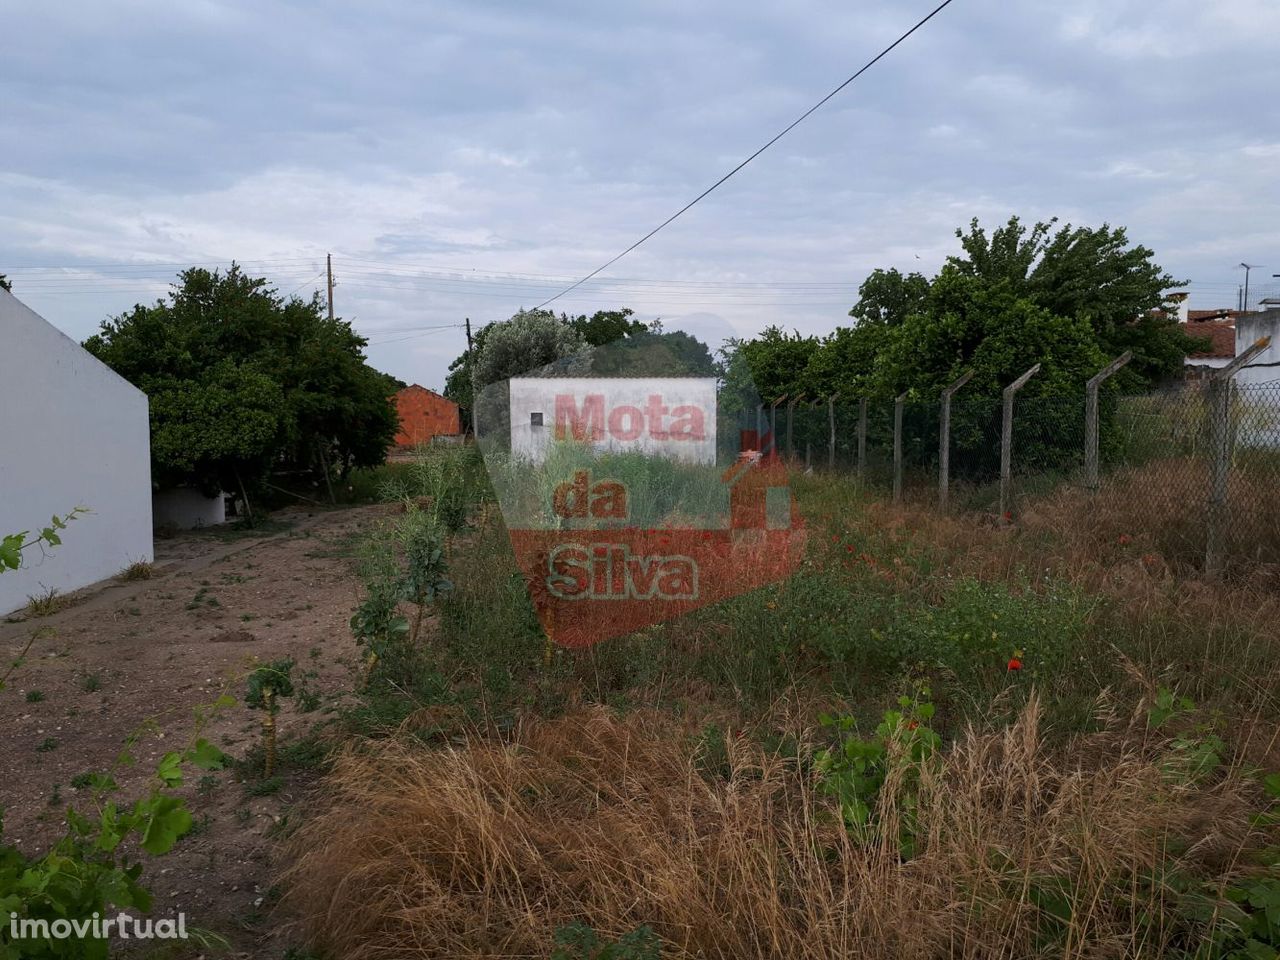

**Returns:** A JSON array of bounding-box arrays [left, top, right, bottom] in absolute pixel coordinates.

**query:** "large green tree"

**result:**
[[723, 326, 819, 406], [947, 216, 1194, 388], [84, 265, 398, 496], [444, 308, 644, 415], [564, 307, 648, 346]]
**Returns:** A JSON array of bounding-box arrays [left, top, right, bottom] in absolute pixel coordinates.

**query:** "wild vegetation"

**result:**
[[82, 264, 398, 511], [277, 442, 1280, 959]]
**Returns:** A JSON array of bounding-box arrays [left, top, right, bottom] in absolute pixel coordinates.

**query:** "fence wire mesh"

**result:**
[[752, 380, 1280, 576]]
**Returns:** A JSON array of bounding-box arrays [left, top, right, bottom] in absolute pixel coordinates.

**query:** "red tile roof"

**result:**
[[1180, 320, 1236, 359], [1187, 309, 1243, 323]]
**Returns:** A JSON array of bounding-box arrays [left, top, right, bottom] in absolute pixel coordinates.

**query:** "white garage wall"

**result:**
[[0, 290, 153, 614], [509, 377, 718, 464]]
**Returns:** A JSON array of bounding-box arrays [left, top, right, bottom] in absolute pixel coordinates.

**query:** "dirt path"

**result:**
[[0, 504, 388, 956]]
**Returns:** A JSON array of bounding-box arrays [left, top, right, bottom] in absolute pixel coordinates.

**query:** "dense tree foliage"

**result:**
[[717, 216, 1195, 474], [946, 217, 1192, 389], [84, 265, 398, 495], [723, 216, 1195, 405], [588, 325, 719, 378], [566, 307, 648, 346], [470, 308, 590, 392], [444, 308, 648, 415]]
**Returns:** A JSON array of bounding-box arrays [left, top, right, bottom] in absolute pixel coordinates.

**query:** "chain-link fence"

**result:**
[[747, 377, 1280, 576]]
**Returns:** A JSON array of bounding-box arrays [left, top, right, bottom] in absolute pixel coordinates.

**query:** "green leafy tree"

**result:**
[[949, 216, 1193, 388], [564, 307, 648, 346], [445, 308, 643, 419], [472, 307, 588, 389], [84, 265, 398, 498], [871, 268, 1107, 400], [847, 268, 930, 329], [725, 326, 819, 405], [470, 308, 589, 443], [589, 328, 718, 378]]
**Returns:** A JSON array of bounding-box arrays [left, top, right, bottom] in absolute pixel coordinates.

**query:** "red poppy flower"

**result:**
[[907, 720, 919, 730], [846, 545, 855, 553], [1118, 534, 1132, 545], [1007, 657, 1022, 671]]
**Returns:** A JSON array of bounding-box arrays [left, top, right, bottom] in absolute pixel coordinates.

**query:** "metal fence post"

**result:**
[[893, 391, 908, 502], [857, 398, 867, 480], [807, 398, 823, 470], [1000, 364, 1041, 519], [755, 404, 764, 451], [938, 370, 974, 511], [769, 396, 786, 459], [786, 395, 804, 462], [1084, 351, 1132, 491], [1205, 337, 1271, 576], [828, 392, 840, 470]]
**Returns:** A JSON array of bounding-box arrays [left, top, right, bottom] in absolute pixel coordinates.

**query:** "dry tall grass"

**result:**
[[858, 459, 1280, 639], [282, 698, 1269, 959]]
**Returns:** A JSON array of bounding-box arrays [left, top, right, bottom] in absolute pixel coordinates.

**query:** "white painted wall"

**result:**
[[509, 377, 718, 463], [0, 290, 153, 614], [1237, 311, 1280, 388], [1235, 310, 1280, 449]]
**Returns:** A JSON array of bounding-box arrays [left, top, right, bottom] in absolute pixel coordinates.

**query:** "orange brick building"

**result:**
[[391, 385, 462, 451]]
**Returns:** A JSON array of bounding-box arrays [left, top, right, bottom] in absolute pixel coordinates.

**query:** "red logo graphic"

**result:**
[[505, 452, 806, 648]]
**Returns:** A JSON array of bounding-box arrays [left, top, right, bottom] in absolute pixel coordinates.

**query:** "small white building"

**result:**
[[508, 376, 718, 464], [0, 290, 154, 614]]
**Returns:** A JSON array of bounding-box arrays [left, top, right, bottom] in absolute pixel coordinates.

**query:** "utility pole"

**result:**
[[326, 253, 335, 322], [464, 317, 476, 439]]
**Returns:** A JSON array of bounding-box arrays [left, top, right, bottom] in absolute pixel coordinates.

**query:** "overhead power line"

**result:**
[[531, 0, 959, 310]]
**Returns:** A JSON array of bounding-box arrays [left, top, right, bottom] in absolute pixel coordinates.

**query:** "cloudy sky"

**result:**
[[3, 0, 1278, 389]]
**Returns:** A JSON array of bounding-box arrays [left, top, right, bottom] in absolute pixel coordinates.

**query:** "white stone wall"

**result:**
[[0, 291, 153, 614]]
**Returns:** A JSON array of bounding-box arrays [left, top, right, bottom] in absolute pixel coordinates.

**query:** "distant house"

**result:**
[[0, 290, 153, 615], [391, 385, 461, 453], [1180, 317, 1237, 375]]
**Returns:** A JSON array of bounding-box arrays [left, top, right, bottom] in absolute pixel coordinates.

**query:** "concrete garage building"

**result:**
[[0, 290, 153, 614]]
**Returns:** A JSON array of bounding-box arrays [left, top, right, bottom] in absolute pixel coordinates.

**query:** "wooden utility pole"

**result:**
[[326, 253, 335, 322], [463, 317, 476, 438]]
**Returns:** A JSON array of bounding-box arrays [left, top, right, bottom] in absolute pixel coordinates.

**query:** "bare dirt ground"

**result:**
[[0, 504, 389, 958]]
